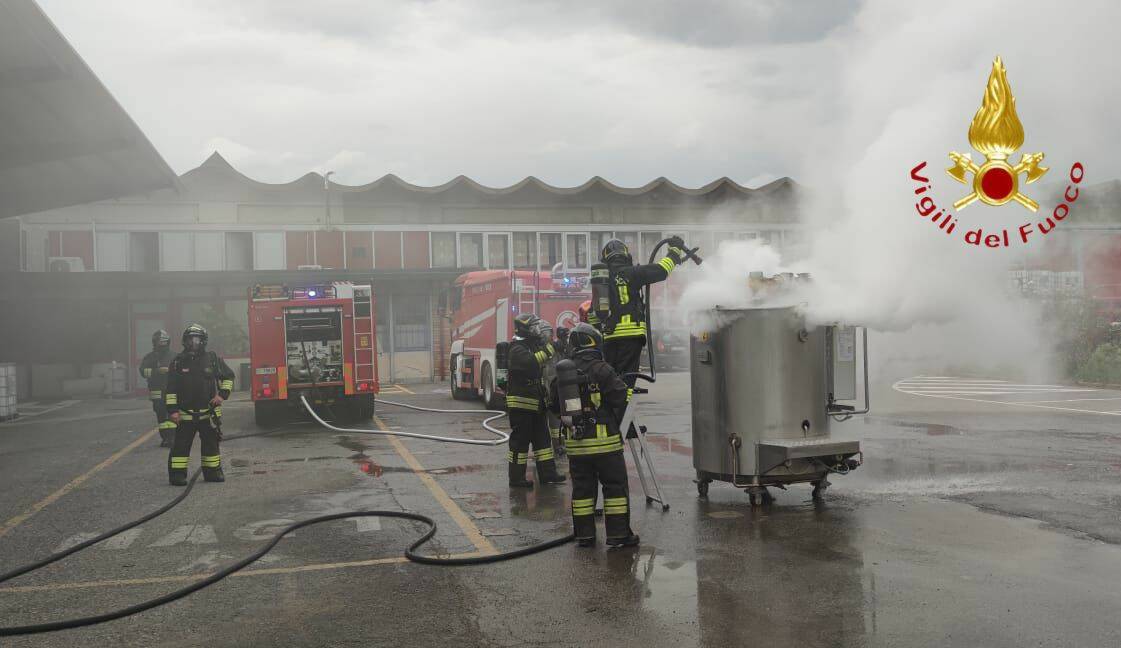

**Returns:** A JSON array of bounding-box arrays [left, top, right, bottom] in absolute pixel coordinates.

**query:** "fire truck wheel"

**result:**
[[482, 363, 503, 410], [450, 354, 472, 400]]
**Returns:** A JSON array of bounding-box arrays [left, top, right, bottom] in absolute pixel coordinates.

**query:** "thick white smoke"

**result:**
[[677, 0, 1120, 381]]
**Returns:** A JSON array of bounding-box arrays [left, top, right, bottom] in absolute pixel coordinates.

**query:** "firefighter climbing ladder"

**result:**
[[618, 380, 670, 512]]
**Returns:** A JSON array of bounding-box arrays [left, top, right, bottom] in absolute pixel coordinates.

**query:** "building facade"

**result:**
[[2, 153, 806, 395]]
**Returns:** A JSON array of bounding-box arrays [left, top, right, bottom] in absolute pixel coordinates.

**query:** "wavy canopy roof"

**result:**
[[167, 152, 797, 206]]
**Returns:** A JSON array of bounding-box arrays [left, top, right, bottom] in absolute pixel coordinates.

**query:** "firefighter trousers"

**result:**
[[168, 418, 221, 480], [151, 397, 175, 445], [604, 335, 645, 437], [507, 410, 558, 480], [604, 336, 645, 385], [569, 449, 632, 541]]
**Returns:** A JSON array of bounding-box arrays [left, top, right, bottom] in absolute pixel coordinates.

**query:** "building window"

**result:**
[[540, 233, 562, 270], [592, 231, 613, 262], [431, 232, 456, 268], [130, 232, 159, 272], [226, 232, 252, 270], [615, 231, 639, 260], [459, 233, 483, 268], [487, 233, 509, 269], [565, 233, 588, 270], [393, 295, 431, 351], [641, 232, 663, 262], [513, 232, 536, 269]]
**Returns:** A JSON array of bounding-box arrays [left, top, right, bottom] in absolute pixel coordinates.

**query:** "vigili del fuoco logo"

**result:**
[[909, 57, 1084, 248]]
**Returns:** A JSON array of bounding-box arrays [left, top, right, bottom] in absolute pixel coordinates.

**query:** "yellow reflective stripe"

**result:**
[[566, 436, 623, 456], [149, 391, 162, 400], [159, 421, 177, 430], [617, 284, 629, 304], [604, 497, 627, 506], [596, 423, 608, 439], [142, 368, 153, 377], [164, 393, 177, 404], [534, 448, 555, 461], [604, 327, 646, 340], [658, 257, 676, 273], [590, 392, 601, 408], [626, 388, 633, 402], [549, 427, 560, 439], [169, 457, 189, 468], [213, 406, 222, 417], [159, 367, 169, 374], [533, 350, 547, 363], [572, 497, 596, 515], [201, 455, 221, 467], [219, 380, 234, 390]]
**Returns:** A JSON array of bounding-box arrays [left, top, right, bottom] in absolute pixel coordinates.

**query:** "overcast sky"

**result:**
[[36, 0, 1121, 189]]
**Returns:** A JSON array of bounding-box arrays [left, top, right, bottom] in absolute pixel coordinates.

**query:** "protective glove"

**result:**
[[666, 235, 686, 250]]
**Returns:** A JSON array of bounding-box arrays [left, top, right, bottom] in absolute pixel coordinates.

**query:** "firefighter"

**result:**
[[505, 313, 565, 487], [139, 329, 176, 447], [600, 236, 688, 382], [557, 323, 639, 548], [164, 324, 235, 486]]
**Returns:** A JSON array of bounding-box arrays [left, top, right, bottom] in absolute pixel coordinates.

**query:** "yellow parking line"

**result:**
[[0, 552, 489, 593], [393, 384, 415, 395], [0, 427, 158, 539], [377, 416, 497, 556]]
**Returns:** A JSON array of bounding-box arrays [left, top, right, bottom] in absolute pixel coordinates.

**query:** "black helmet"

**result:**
[[182, 323, 208, 354], [152, 329, 170, 349], [555, 326, 570, 341], [513, 312, 541, 339], [601, 238, 631, 265], [568, 323, 603, 356]]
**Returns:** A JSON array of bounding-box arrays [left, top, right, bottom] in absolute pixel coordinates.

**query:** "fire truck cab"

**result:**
[[248, 282, 379, 426], [448, 266, 589, 408]]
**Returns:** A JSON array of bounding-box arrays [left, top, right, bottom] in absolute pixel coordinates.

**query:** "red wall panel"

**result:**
[[345, 231, 373, 269], [402, 231, 429, 269], [375, 231, 402, 269], [315, 230, 344, 269]]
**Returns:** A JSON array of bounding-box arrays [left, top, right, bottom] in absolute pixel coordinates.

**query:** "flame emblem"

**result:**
[[947, 57, 1047, 211]]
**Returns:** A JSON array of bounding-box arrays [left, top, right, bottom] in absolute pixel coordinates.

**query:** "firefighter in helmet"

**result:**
[[164, 324, 235, 486], [139, 329, 176, 447], [599, 237, 687, 381], [555, 323, 639, 548], [505, 312, 565, 487]]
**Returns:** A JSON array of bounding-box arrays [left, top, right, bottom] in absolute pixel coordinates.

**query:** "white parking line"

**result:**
[[893, 376, 1121, 417]]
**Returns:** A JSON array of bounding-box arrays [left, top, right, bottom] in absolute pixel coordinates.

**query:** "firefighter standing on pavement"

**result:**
[[555, 323, 639, 548], [164, 324, 235, 486], [139, 330, 176, 448], [505, 313, 565, 487], [599, 236, 688, 381]]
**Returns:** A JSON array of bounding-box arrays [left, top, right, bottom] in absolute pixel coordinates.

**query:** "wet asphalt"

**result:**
[[0, 374, 1119, 647]]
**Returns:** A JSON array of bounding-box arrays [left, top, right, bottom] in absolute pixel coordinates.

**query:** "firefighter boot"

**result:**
[[508, 462, 534, 488], [606, 533, 641, 549], [536, 459, 566, 484], [168, 470, 188, 487], [203, 467, 225, 483]]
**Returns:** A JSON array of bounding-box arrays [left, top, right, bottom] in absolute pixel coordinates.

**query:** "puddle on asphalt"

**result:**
[[334, 438, 485, 478]]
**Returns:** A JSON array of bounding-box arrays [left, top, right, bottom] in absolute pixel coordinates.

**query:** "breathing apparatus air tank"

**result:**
[[554, 358, 593, 439], [589, 263, 611, 324]]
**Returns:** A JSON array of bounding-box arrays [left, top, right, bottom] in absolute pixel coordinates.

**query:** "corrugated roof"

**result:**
[[170, 152, 797, 206]]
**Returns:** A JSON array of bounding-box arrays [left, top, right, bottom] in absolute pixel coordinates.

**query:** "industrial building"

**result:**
[[0, 153, 805, 395]]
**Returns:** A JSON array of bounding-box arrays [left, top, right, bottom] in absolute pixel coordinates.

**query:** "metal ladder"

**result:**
[[618, 381, 670, 511]]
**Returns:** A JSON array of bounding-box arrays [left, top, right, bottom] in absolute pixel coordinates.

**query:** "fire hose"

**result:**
[[0, 399, 571, 637]]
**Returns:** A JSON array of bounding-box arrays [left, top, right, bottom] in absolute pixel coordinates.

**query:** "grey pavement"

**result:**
[[0, 374, 1118, 647]]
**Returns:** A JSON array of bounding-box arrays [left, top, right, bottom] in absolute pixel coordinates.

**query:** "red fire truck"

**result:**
[[448, 267, 589, 408], [248, 282, 379, 426]]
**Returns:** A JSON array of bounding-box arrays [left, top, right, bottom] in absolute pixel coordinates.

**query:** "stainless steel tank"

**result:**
[[690, 306, 866, 502]]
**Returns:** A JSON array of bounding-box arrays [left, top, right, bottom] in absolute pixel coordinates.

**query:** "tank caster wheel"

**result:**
[[646, 496, 654, 504], [811, 479, 830, 500], [748, 489, 773, 506], [696, 480, 710, 498]]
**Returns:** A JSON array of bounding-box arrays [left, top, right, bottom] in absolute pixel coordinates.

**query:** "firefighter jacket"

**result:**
[[165, 350, 235, 421], [139, 348, 175, 400], [505, 336, 554, 413], [603, 248, 685, 341], [564, 351, 630, 456]]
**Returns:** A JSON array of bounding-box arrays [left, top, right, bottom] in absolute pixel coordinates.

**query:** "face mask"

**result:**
[[186, 337, 204, 353]]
